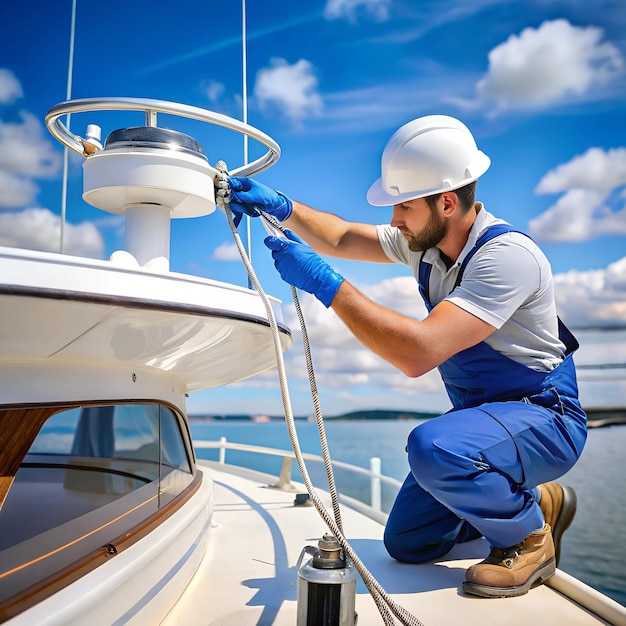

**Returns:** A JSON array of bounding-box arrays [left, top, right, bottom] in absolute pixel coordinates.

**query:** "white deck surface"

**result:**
[[163, 463, 623, 626]]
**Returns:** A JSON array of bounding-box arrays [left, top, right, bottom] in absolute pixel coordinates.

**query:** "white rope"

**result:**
[[214, 164, 426, 626]]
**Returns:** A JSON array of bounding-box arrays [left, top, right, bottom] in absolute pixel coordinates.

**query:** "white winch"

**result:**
[[83, 125, 217, 270], [45, 97, 280, 271]]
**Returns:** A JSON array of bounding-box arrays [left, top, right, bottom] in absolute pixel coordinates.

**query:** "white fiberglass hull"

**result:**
[[0, 245, 291, 407], [6, 470, 214, 626]]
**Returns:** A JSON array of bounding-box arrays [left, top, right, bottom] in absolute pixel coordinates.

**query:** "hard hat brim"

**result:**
[[366, 151, 491, 207]]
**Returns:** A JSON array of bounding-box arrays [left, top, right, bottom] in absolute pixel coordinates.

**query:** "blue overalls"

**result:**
[[383, 224, 588, 563]]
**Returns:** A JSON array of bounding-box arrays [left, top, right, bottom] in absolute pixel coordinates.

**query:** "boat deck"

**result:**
[[163, 462, 625, 626]]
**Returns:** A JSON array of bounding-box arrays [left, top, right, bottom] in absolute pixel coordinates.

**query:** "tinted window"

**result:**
[[0, 403, 195, 610]]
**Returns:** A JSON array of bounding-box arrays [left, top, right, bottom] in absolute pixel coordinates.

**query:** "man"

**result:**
[[223, 115, 587, 598]]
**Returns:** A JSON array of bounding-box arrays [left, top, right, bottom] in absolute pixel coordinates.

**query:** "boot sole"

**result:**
[[462, 557, 556, 598], [552, 486, 577, 567]]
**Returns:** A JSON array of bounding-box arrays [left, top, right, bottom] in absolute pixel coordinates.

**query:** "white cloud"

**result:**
[[204, 79, 225, 104], [211, 241, 241, 261], [0, 68, 23, 104], [530, 148, 626, 242], [575, 329, 626, 368], [0, 76, 102, 258], [0, 169, 39, 209], [528, 188, 626, 241], [573, 328, 626, 409], [554, 256, 626, 329], [0, 111, 62, 209], [284, 292, 356, 350], [0, 208, 105, 258], [324, 0, 391, 22], [365, 276, 427, 318], [535, 147, 626, 194], [476, 20, 624, 111], [254, 58, 323, 123], [0, 111, 61, 178]]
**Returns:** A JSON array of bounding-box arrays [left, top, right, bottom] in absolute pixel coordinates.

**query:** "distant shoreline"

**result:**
[[584, 408, 626, 428], [189, 409, 438, 422], [189, 407, 626, 427]]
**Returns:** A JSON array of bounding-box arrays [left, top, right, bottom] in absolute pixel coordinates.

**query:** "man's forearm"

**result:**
[[285, 201, 389, 262], [284, 201, 353, 256], [329, 281, 496, 378]]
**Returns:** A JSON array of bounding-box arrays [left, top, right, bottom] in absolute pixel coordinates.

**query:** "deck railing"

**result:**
[[193, 436, 403, 513]]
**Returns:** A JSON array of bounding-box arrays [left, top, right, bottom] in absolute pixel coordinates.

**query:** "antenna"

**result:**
[[242, 0, 249, 168], [242, 0, 253, 287], [60, 0, 78, 253]]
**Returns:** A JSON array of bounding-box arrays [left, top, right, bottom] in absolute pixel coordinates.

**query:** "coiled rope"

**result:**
[[214, 163, 425, 626]]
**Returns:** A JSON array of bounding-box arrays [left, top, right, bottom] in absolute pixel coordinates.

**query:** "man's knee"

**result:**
[[383, 523, 454, 563], [406, 421, 452, 488], [407, 414, 494, 493], [382, 524, 408, 561]]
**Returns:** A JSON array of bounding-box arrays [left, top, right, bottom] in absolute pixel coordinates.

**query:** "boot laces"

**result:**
[[488, 542, 523, 568]]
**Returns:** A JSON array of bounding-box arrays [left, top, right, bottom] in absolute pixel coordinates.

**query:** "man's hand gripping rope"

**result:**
[[213, 170, 344, 308]]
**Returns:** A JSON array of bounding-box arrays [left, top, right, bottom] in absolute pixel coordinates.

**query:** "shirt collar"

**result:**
[[455, 202, 490, 266]]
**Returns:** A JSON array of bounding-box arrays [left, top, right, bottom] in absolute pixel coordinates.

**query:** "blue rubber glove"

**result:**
[[227, 177, 293, 227], [264, 230, 344, 308]]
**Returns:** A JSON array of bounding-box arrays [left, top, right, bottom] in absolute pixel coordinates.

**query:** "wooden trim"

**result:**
[[0, 472, 202, 623], [0, 407, 69, 510], [108, 470, 202, 553]]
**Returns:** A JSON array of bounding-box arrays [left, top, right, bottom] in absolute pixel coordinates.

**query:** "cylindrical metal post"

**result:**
[[370, 457, 382, 512], [219, 436, 227, 465], [125, 204, 171, 270], [297, 535, 357, 626]]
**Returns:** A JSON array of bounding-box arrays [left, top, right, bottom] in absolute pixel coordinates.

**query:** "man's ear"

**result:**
[[442, 191, 457, 212]]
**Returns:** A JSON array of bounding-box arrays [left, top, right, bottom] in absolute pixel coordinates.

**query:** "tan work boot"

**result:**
[[463, 524, 556, 598], [538, 482, 577, 567]]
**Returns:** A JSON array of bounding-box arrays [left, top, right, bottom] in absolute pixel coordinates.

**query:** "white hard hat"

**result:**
[[367, 115, 491, 206]]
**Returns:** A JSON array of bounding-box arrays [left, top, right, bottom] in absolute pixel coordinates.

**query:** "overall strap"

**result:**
[[454, 223, 524, 288], [418, 258, 433, 311], [417, 223, 523, 308], [449, 223, 579, 355]]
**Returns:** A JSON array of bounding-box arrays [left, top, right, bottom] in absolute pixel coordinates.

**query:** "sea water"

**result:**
[[190, 419, 626, 608]]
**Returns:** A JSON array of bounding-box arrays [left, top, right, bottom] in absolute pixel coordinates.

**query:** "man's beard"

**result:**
[[405, 206, 447, 252]]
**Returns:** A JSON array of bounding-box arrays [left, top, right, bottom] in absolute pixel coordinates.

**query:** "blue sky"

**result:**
[[1, 0, 625, 417]]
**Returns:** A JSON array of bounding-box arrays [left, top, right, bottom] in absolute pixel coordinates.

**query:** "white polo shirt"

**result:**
[[376, 204, 566, 372]]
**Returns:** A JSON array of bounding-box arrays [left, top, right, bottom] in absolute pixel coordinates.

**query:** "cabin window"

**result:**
[[0, 402, 196, 618], [28, 403, 191, 478]]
